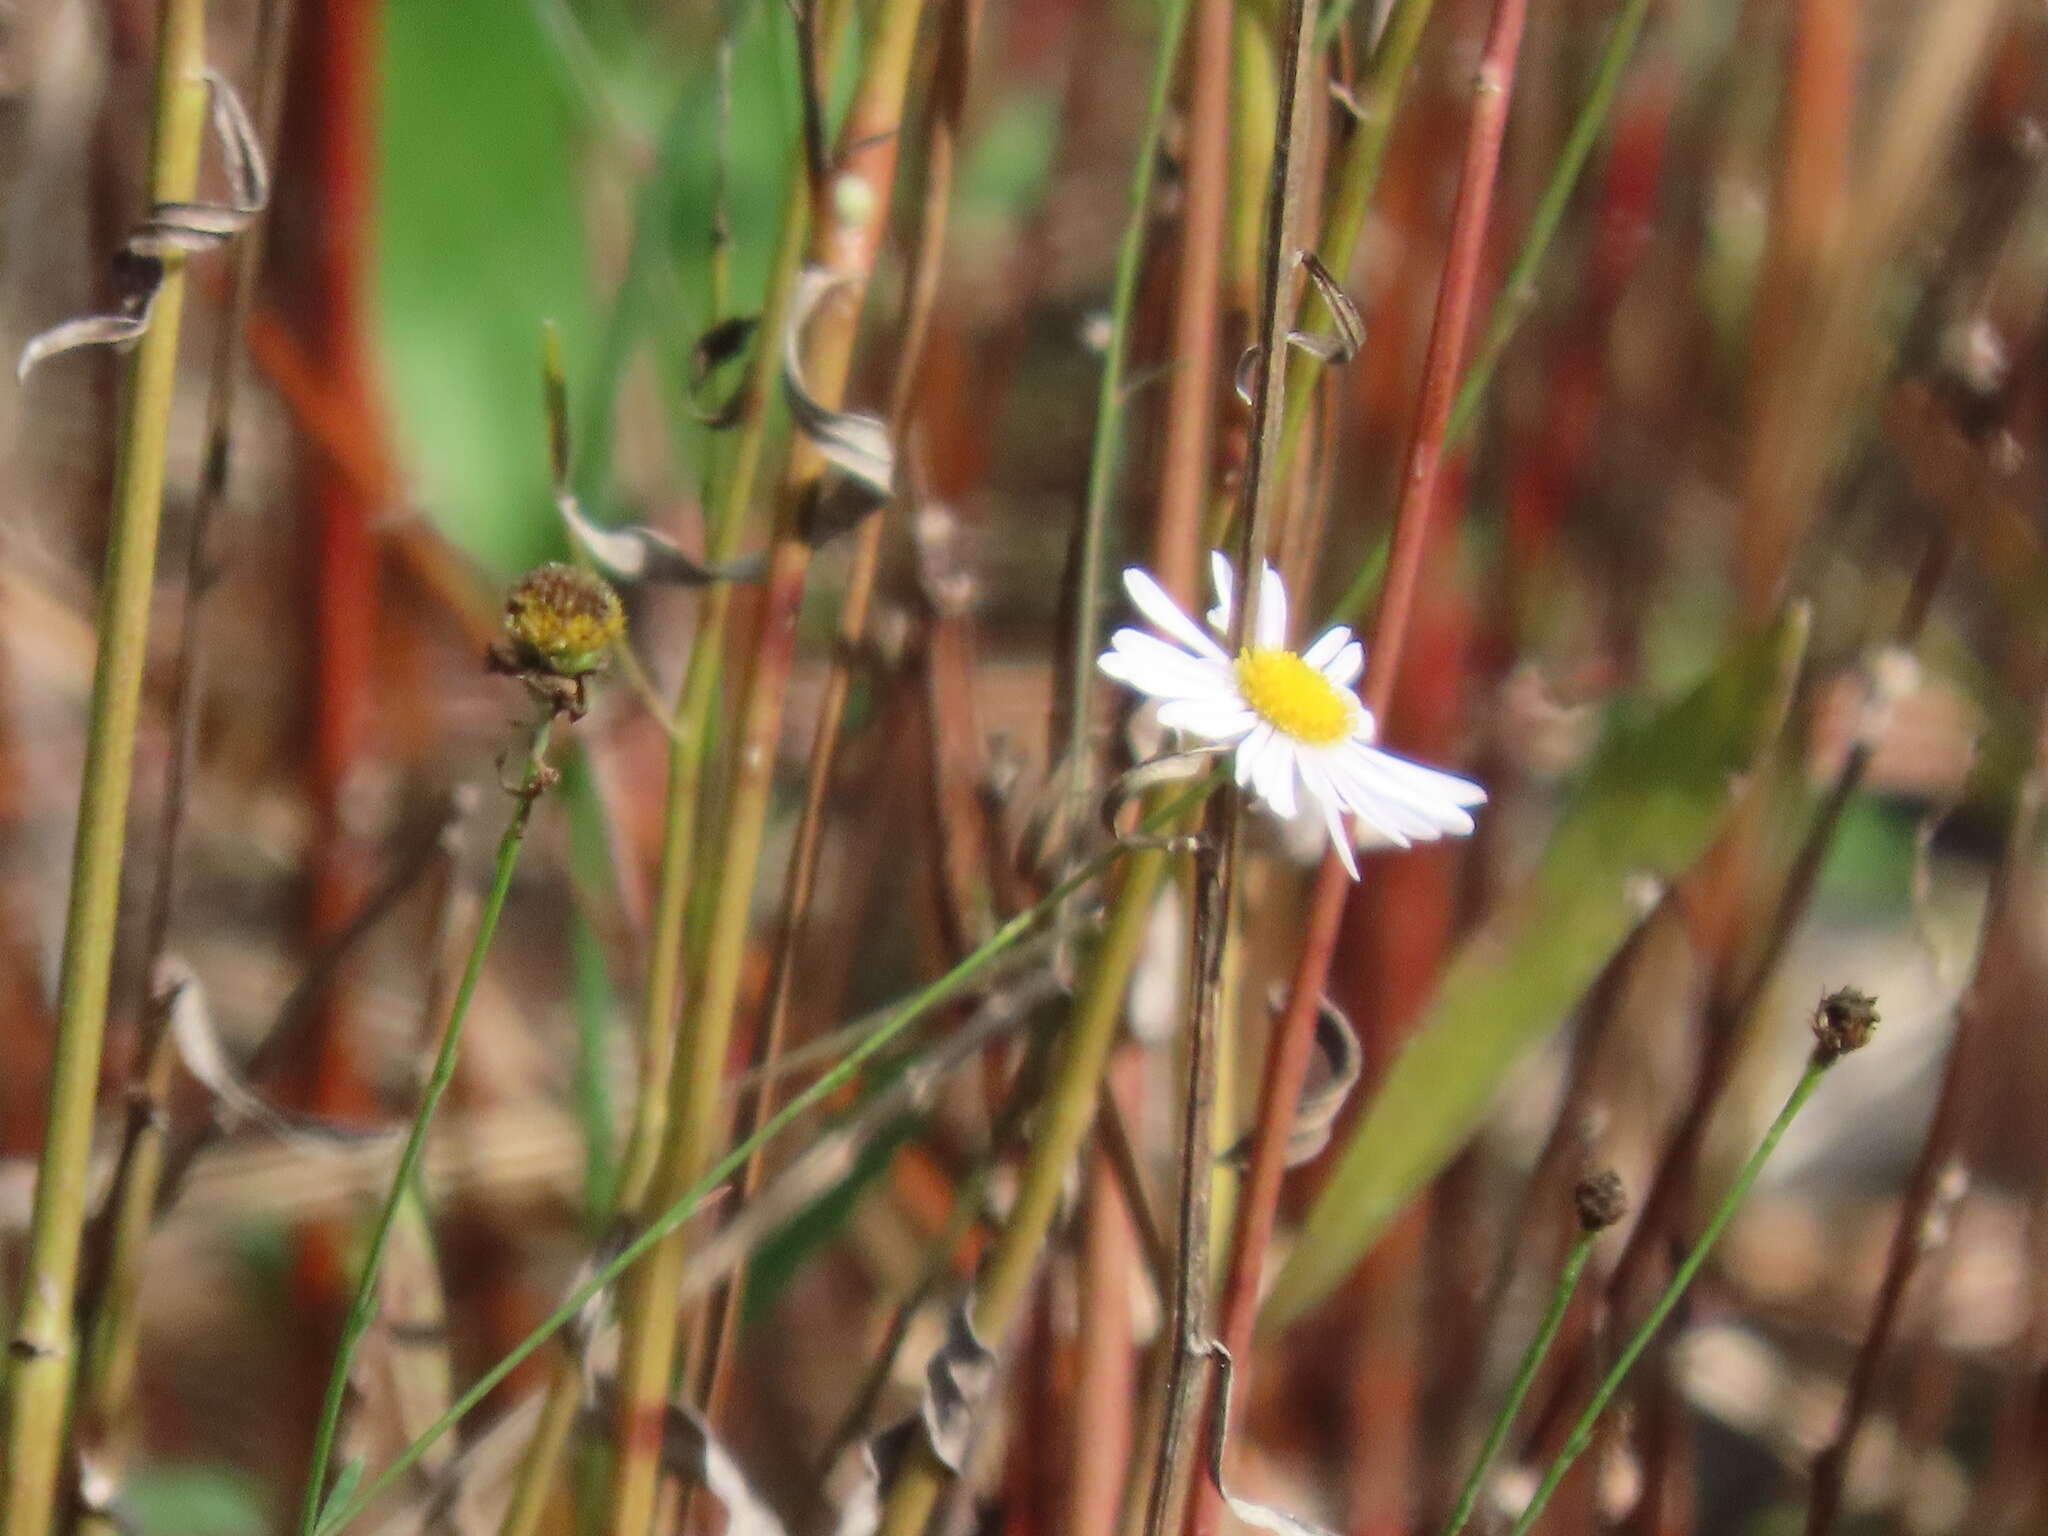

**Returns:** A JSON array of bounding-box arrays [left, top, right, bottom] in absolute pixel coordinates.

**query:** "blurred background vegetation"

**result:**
[[5, 0, 2048, 1534]]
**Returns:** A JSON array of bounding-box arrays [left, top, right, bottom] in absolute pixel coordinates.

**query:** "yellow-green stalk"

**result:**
[[2, 7, 210, 1533], [601, 2, 928, 1530]]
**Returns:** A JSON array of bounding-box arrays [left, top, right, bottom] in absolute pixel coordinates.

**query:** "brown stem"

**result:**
[[1142, 3, 1320, 1531], [691, 0, 979, 1449], [1187, 0, 1531, 1528], [1803, 752, 2039, 1536]]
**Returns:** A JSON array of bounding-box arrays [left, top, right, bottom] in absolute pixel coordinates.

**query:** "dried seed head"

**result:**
[[503, 563, 624, 678], [1812, 986, 1879, 1063], [1574, 1170, 1628, 1232]]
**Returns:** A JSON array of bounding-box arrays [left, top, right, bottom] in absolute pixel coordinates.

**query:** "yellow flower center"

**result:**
[[1234, 647, 1353, 746]]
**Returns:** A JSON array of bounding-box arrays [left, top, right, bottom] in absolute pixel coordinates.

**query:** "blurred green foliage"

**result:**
[[1266, 608, 1810, 1325]]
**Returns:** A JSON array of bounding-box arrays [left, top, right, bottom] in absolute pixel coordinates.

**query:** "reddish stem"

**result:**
[[1187, 0, 1530, 1527]]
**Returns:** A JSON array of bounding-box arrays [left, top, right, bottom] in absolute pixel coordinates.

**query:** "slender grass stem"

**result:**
[[1145, 2, 1319, 1530], [1, 7, 211, 1532], [877, 843, 1178, 1536], [495, 16, 855, 1526], [296, 715, 559, 1536], [1444, 0, 1656, 449], [603, 9, 929, 1525], [1057, 0, 1198, 856], [1506, 1056, 1836, 1536], [308, 802, 1196, 1536], [1192, 0, 1528, 1526], [692, 0, 980, 1442], [1438, 1232, 1596, 1536]]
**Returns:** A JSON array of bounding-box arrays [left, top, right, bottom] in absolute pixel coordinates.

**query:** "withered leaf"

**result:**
[[1203, 1341, 1341, 1536], [919, 1298, 996, 1474], [784, 265, 895, 541], [19, 71, 268, 380], [1295, 251, 1365, 364], [1222, 994, 1363, 1170], [556, 493, 766, 587], [693, 314, 760, 384], [161, 957, 395, 1151]]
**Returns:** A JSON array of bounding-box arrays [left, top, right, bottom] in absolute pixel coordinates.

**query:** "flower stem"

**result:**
[[1438, 1232, 1596, 1536], [1506, 1056, 1834, 1536], [1, 6, 211, 1532], [1191, 0, 1528, 1525], [296, 716, 558, 1536], [308, 807, 1184, 1536]]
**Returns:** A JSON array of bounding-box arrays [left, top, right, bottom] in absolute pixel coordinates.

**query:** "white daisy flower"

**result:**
[[1097, 553, 1487, 879]]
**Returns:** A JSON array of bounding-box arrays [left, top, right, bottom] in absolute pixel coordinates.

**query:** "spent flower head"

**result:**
[[1097, 554, 1486, 877], [1812, 986, 1879, 1064], [502, 562, 624, 679]]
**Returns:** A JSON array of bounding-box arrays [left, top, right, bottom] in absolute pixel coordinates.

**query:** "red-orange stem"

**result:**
[[1188, 0, 1529, 1528]]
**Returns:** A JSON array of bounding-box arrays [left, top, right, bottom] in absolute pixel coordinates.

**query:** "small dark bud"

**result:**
[[1812, 986, 1879, 1063], [1574, 1171, 1628, 1233]]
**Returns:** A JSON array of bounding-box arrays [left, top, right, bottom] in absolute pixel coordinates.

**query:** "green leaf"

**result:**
[[314, 1458, 366, 1532], [377, 0, 597, 573], [1262, 608, 1809, 1327], [123, 1465, 271, 1536]]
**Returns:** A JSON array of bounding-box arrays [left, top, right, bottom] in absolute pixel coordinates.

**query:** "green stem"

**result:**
[[878, 844, 1177, 1536], [310, 801, 1202, 1536], [1439, 1232, 1596, 1536], [1443, 0, 1656, 450], [1323, 0, 1653, 623], [1059, 0, 1198, 850], [297, 715, 558, 1536], [602, 0, 925, 1525], [1, 7, 211, 1534], [1505, 1056, 1834, 1536]]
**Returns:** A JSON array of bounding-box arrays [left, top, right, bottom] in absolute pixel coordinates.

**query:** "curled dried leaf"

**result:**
[[19, 71, 268, 380], [556, 493, 765, 587], [578, 1384, 788, 1536], [784, 265, 895, 542], [1203, 1341, 1340, 1536], [657, 1405, 788, 1536], [1285, 995, 1362, 1167], [689, 314, 761, 428], [919, 1299, 995, 1473], [1296, 251, 1364, 364], [1229, 255, 1363, 405], [161, 958, 390, 1150]]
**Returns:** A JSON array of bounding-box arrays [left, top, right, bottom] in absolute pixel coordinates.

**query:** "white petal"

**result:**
[[1327, 803, 1360, 878], [1255, 738, 1299, 819], [1320, 641, 1365, 689], [1364, 749, 1489, 810], [1257, 562, 1288, 649], [1207, 551, 1236, 634], [1156, 699, 1257, 743], [1233, 723, 1274, 789], [1336, 749, 1477, 840], [1319, 748, 1427, 844], [1124, 567, 1226, 661], [1301, 625, 1353, 671], [1296, 753, 1358, 877], [1101, 629, 1233, 701]]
